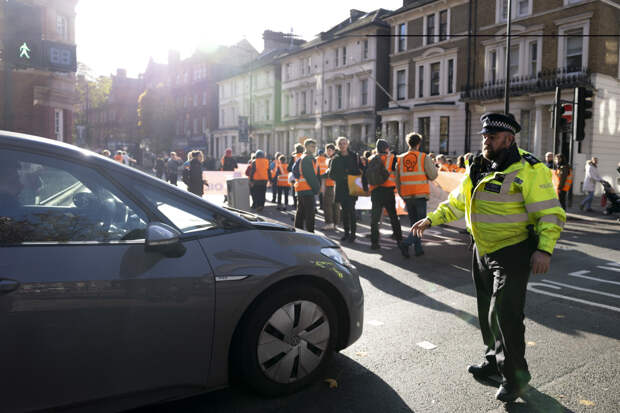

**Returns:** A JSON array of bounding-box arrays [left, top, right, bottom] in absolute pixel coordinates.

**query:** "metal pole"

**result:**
[[552, 87, 560, 159], [503, 0, 512, 114]]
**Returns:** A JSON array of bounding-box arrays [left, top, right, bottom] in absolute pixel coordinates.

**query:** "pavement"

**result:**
[[139, 189, 620, 413]]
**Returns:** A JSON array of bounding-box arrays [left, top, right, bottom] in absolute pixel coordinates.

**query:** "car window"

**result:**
[[133, 185, 219, 233], [0, 149, 148, 244]]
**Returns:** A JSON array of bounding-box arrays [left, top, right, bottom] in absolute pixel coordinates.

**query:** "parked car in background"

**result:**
[[0, 131, 364, 413]]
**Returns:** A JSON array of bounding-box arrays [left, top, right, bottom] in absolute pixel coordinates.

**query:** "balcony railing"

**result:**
[[462, 67, 591, 101]]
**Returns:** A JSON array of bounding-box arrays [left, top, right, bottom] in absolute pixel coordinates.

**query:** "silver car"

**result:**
[[0, 131, 364, 412]]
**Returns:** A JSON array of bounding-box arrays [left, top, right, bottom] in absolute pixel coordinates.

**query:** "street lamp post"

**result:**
[[504, 0, 513, 114]]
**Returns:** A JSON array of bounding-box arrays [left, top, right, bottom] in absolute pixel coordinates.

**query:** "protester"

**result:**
[[113, 150, 124, 163], [275, 155, 290, 210], [221, 148, 237, 171], [289, 144, 304, 209], [396, 132, 438, 257], [294, 139, 320, 232], [411, 112, 565, 402], [319, 144, 339, 231], [166, 152, 181, 186], [269, 153, 281, 203], [367, 139, 403, 250], [249, 150, 271, 211], [552, 154, 572, 210], [101, 149, 111, 158], [580, 157, 603, 212], [329, 137, 362, 242], [245, 152, 256, 208], [456, 155, 467, 173]]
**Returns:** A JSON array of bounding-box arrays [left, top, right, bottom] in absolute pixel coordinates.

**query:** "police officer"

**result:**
[[411, 113, 566, 402]]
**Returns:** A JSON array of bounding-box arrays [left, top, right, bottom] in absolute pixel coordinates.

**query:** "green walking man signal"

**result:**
[[19, 42, 31, 59]]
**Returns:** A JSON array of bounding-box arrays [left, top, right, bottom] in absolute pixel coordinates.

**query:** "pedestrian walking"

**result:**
[[411, 112, 566, 402], [294, 139, 320, 232], [275, 155, 290, 210], [367, 139, 403, 250], [249, 150, 271, 211], [580, 157, 603, 212], [166, 152, 181, 186], [187, 150, 208, 197], [396, 132, 438, 257], [328, 137, 362, 242], [552, 154, 572, 210]]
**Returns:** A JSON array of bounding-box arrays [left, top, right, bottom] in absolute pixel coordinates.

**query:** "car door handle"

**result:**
[[0, 279, 20, 294]]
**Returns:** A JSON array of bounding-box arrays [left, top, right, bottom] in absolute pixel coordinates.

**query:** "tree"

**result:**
[[137, 84, 175, 154], [74, 63, 112, 147]]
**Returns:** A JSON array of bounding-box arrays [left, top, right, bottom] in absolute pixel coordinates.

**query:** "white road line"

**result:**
[[568, 270, 620, 286], [597, 266, 620, 273], [528, 283, 620, 313], [542, 279, 620, 299], [606, 262, 620, 267]]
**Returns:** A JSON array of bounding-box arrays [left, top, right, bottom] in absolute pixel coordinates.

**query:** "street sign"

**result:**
[[561, 103, 572, 123], [238, 116, 249, 143]]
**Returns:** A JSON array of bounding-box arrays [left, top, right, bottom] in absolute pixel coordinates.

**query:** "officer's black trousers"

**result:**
[[370, 187, 402, 245], [472, 239, 533, 387]]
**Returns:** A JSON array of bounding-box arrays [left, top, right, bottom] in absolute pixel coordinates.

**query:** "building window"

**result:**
[[397, 70, 406, 100], [300, 59, 305, 75], [497, 0, 531, 22], [56, 15, 68, 41], [346, 82, 351, 108], [310, 89, 314, 111], [266, 99, 270, 121], [565, 28, 583, 70], [284, 94, 290, 117], [193, 94, 198, 107], [447, 59, 454, 93], [430, 63, 440, 96], [509, 45, 519, 78], [439, 10, 448, 41], [363, 40, 369, 60], [301, 91, 307, 114], [520, 110, 531, 151], [342, 47, 347, 66], [54, 109, 63, 141], [202, 91, 207, 105], [490, 50, 498, 82], [361, 79, 368, 105], [418, 66, 424, 98], [285, 63, 291, 80], [398, 23, 406, 52], [418, 117, 430, 153], [184, 95, 189, 108], [439, 116, 450, 154], [336, 85, 343, 109], [529, 42, 538, 76], [328, 86, 333, 111], [220, 109, 225, 126], [202, 117, 207, 132], [193, 118, 199, 134], [335, 48, 339, 67], [426, 15, 435, 45]]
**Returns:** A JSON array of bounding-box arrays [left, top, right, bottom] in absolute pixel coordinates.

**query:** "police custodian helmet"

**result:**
[[479, 112, 521, 135]]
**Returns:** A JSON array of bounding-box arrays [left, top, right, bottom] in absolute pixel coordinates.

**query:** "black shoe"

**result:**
[[348, 234, 356, 243], [467, 363, 498, 380], [371, 243, 380, 250], [341, 234, 350, 242], [495, 384, 526, 402], [398, 242, 410, 258], [415, 249, 424, 257]]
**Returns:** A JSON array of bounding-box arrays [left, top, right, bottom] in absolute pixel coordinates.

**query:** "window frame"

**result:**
[[496, 0, 532, 23], [395, 68, 407, 100], [361, 78, 369, 106], [397, 23, 407, 52], [557, 20, 589, 71]]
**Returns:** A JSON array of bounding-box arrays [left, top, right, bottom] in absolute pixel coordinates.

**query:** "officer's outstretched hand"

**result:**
[[530, 251, 551, 274], [410, 218, 431, 239]]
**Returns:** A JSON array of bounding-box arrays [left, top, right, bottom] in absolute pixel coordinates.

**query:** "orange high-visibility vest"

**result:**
[[397, 150, 430, 197], [440, 164, 451, 172], [294, 155, 317, 192], [114, 154, 123, 163], [369, 153, 396, 192], [277, 164, 290, 187], [317, 155, 335, 187], [253, 158, 269, 181], [553, 168, 573, 192]]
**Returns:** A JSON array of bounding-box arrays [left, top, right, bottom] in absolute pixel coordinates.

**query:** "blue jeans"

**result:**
[[402, 197, 427, 253], [581, 191, 594, 210]]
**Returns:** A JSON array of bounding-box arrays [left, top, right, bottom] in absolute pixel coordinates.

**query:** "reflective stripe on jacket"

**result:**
[[252, 158, 269, 181], [277, 164, 290, 187], [427, 148, 566, 256], [294, 155, 317, 192], [397, 151, 429, 196], [552, 167, 573, 192], [317, 155, 335, 187]]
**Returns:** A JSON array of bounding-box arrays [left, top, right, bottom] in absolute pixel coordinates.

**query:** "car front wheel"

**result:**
[[239, 284, 338, 396]]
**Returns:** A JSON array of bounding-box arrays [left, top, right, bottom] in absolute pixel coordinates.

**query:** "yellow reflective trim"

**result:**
[[448, 203, 465, 218], [401, 180, 429, 186], [525, 199, 561, 214], [500, 170, 522, 194], [400, 171, 427, 176], [539, 214, 565, 228], [475, 192, 524, 202], [471, 213, 529, 223]]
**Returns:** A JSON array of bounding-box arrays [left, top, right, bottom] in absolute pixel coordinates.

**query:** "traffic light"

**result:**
[[573, 86, 593, 142], [3, 0, 43, 68]]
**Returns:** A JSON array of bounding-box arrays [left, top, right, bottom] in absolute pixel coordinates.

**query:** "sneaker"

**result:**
[[467, 362, 498, 380], [348, 234, 356, 243], [495, 384, 527, 403]]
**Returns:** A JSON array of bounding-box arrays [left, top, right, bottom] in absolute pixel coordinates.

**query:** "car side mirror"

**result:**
[[145, 222, 186, 258]]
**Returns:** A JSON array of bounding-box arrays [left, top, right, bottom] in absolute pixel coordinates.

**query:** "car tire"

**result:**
[[238, 283, 338, 396]]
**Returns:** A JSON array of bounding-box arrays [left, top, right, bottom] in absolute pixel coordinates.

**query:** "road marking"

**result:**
[[568, 270, 620, 286], [542, 279, 620, 299], [451, 264, 470, 273], [597, 266, 620, 273], [528, 283, 620, 312], [605, 262, 620, 267], [367, 320, 384, 326], [416, 341, 437, 350]]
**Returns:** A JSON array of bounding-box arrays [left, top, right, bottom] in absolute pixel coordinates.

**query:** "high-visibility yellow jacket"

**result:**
[[427, 148, 566, 257]]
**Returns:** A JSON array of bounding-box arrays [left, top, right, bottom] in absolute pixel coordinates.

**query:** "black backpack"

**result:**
[[365, 155, 390, 186]]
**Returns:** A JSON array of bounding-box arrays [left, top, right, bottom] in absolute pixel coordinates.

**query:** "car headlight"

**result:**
[[321, 247, 354, 268]]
